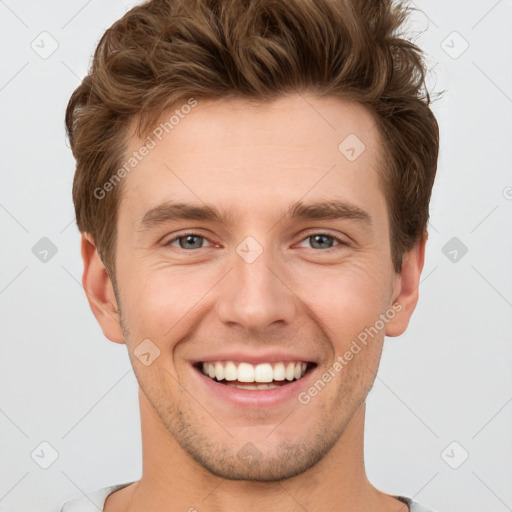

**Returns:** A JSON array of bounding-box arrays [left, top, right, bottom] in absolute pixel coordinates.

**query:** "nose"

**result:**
[[215, 241, 297, 334]]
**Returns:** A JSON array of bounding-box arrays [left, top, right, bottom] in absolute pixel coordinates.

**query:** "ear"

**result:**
[[385, 231, 427, 337], [81, 233, 125, 344]]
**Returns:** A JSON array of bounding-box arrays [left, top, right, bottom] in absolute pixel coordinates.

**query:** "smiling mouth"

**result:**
[[194, 361, 317, 390]]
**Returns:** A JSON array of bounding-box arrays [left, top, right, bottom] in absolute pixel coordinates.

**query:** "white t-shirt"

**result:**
[[60, 482, 438, 511]]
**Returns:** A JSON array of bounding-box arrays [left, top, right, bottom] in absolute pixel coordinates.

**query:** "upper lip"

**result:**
[[192, 351, 318, 365]]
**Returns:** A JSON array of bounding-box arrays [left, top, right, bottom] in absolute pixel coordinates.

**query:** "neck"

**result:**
[[107, 389, 402, 512]]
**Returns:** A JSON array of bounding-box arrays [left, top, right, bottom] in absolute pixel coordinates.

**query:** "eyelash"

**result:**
[[164, 231, 348, 251]]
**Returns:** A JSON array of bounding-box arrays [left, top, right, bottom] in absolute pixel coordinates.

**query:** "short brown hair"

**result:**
[[66, 0, 439, 275]]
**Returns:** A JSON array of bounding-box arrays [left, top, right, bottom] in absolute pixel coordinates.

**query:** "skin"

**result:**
[[82, 93, 426, 512]]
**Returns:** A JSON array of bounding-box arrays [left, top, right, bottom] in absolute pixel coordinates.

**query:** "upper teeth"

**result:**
[[201, 361, 307, 383]]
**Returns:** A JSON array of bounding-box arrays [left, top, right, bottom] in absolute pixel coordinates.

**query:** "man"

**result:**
[[61, 0, 439, 510]]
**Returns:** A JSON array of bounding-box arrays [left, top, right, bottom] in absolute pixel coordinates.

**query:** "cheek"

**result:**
[[117, 263, 216, 340], [290, 259, 391, 344]]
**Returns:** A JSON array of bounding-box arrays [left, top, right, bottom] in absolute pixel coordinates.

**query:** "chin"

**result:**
[[167, 414, 343, 482]]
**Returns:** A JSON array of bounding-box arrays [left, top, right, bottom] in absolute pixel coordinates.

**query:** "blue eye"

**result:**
[[167, 234, 211, 250], [309, 234, 336, 249], [165, 232, 345, 251], [298, 233, 343, 250]]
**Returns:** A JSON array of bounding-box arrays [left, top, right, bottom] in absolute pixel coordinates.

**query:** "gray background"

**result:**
[[1, 1, 511, 511]]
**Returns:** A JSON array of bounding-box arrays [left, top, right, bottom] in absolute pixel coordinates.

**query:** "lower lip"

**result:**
[[192, 365, 316, 409]]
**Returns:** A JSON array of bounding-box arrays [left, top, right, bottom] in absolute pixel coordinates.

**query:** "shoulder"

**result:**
[[397, 495, 439, 512], [59, 482, 135, 512]]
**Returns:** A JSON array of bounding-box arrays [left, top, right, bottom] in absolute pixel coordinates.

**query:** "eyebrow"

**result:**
[[138, 199, 372, 230]]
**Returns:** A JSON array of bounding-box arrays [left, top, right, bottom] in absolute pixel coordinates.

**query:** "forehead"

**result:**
[[119, 93, 385, 224]]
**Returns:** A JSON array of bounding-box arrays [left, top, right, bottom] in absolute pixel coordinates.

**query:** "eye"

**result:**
[[164, 232, 346, 251], [166, 233, 214, 250], [297, 232, 346, 250]]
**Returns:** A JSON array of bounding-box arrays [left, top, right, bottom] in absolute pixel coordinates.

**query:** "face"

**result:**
[[94, 93, 418, 481]]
